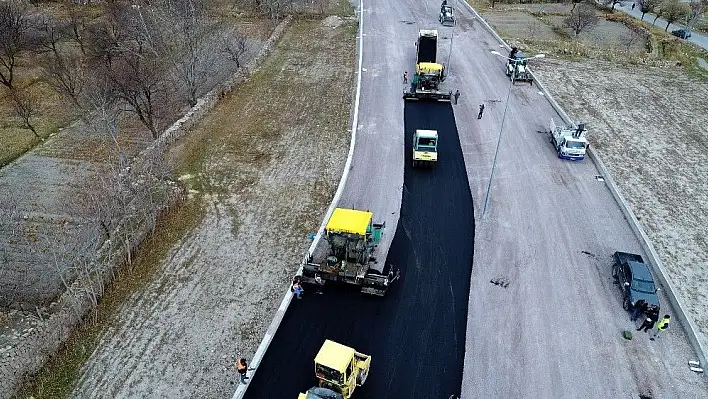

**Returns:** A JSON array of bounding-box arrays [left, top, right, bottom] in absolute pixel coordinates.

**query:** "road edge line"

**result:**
[[461, 0, 707, 377], [232, 1, 366, 397]]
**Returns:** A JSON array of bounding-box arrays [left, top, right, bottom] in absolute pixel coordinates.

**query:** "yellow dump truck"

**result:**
[[298, 340, 371, 399]]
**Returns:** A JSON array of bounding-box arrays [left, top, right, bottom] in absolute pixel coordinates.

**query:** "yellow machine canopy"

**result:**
[[326, 208, 373, 236], [315, 340, 356, 373], [416, 62, 443, 75]]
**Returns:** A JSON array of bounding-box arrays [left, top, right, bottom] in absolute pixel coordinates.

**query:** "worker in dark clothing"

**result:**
[[637, 315, 656, 333], [453, 90, 460, 105], [478, 103, 485, 119], [314, 274, 325, 294], [237, 358, 249, 384], [631, 299, 648, 321], [509, 47, 518, 59]]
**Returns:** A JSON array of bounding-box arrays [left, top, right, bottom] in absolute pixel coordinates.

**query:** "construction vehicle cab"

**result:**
[[301, 208, 400, 296], [403, 29, 452, 102], [412, 129, 438, 168], [548, 118, 589, 161], [299, 340, 371, 399], [439, 5, 455, 26], [505, 47, 533, 85]]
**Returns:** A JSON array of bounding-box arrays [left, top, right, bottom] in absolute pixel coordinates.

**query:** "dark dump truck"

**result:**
[[403, 29, 451, 102], [417, 29, 437, 63], [612, 251, 660, 312]]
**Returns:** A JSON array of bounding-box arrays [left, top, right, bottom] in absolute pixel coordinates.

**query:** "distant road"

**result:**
[[615, 2, 708, 50]]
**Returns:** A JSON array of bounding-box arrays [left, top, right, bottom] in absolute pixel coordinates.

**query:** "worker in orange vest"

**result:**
[[237, 358, 248, 384]]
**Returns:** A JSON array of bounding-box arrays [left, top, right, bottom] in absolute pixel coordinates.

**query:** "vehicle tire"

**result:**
[[623, 297, 631, 311]]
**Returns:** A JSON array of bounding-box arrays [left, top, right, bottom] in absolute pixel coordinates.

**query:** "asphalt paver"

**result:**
[[244, 102, 474, 398]]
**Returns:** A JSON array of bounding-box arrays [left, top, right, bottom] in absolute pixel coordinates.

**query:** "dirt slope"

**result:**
[[70, 16, 355, 398]]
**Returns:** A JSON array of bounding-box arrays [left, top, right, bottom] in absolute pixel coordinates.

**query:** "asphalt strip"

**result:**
[[244, 102, 475, 398]]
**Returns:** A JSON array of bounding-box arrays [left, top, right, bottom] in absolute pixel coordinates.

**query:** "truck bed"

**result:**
[[417, 36, 437, 64], [613, 251, 644, 266]]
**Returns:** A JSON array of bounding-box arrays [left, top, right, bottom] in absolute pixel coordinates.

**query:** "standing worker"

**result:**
[[314, 274, 325, 294], [453, 89, 460, 105], [403, 71, 408, 84], [636, 315, 656, 333], [478, 103, 485, 119], [411, 72, 419, 93], [237, 358, 249, 384], [651, 315, 670, 341], [631, 299, 648, 322]]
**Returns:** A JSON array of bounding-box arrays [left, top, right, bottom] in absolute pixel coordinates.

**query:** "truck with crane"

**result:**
[[505, 47, 534, 85], [298, 340, 371, 399], [300, 208, 400, 296], [548, 118, 589, 161], [403, 29, 452, 102]]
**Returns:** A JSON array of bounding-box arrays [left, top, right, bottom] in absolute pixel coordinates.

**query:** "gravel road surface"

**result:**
[[245, 102, 474, 399], [450, 1, 708, 397]]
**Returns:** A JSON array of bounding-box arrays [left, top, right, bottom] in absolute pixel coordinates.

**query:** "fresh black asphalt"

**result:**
[[244, 102, 475, 399]]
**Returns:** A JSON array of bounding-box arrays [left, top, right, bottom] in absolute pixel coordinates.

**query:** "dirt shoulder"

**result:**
[[63, 14, 355, 399]]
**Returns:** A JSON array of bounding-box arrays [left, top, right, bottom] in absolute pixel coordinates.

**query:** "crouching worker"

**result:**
[[291, 278, 304, 299]]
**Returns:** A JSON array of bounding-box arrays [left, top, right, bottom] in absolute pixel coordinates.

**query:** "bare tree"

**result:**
[[85, 20, 121, 68], [221, 29, 248, 69], [567, 0, 589, 11], [653, 7, 663, 24], [565, 4, 599, 36], [0, 0, 31, 88], [68, 7, 88, 55], [637, 0, 660, 20], [604, 0, 626, 11], [261, 0, 292, 21], [686, 0, 708, 29], [101, 3, 168, 138], [621, 29, 643, 51], [158, 0, 221, 107], [47, 227, 105, 313], [10, 87, 40, 138], [79, 72, 122, 155], [41, 52, 85, 104], [661, 0, 689, 31], [35, 14, 67, 57], [108, 53, 165, 139]]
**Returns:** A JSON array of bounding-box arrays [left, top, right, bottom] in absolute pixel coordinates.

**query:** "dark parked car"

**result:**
[[612, 251, 660, 311], [672, 29, 692, 39]]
